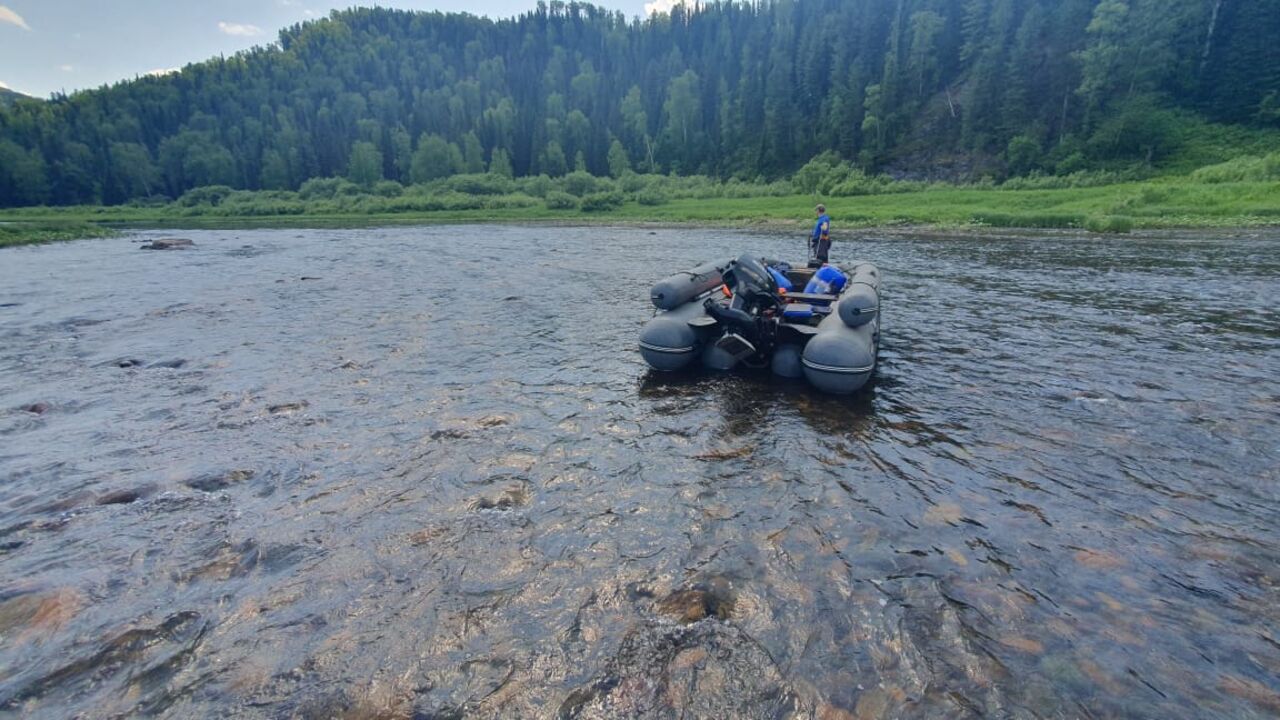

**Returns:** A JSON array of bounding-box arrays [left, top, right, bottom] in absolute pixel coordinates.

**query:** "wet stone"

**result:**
[[268, 401, 309, 414], [184, 469, 255, 493], [140, 238, 194, 250], [470, 483, 530, 512], [654, 583, 735, 625], [95, 485, 155, 506], [20, 402, 50, 415], [560, 620, 801, 719]]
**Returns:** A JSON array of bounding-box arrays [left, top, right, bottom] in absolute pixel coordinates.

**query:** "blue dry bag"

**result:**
[[768, 266, 793, 291], [803, 265, 847, 294]]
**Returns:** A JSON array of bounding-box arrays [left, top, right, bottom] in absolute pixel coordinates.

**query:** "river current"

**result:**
[[1, 226, 1277, 718]]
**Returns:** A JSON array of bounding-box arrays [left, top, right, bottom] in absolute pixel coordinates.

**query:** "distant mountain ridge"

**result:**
[[0, 0, 1277, 207], [0, 87, 32, 108]]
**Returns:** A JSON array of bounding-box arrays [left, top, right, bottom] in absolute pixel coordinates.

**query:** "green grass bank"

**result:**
[[3, 160, 1278, 247]]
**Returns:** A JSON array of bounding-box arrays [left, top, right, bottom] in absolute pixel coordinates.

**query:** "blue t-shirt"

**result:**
[[812, 214, 831, 244]]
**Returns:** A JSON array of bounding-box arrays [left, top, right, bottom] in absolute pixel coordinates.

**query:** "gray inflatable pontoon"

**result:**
[[639, 254, 881, 394]]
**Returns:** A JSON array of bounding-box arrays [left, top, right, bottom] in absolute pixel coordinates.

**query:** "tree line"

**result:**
[[0, 0, 1276, 207]]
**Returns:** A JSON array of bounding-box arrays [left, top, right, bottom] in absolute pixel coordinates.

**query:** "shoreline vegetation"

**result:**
[[4, 155, 1279, 248]]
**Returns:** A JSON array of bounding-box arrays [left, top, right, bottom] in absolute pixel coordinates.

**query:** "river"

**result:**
[[1, 226, 1278, 718]]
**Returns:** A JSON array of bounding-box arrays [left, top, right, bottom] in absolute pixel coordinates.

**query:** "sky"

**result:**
[[0, 0, 680, 98]]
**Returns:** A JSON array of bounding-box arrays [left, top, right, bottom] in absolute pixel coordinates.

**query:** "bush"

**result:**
[[176, 185, 234, 207], [1006, 135, 1043, 176], [444, 173, 515, 195], [372, 180, 404, 198], [298, 177, 342, 200], [580, 191, 625, 212], [519, 174, 554, 198], [1190, 153, 1280, 183], [635, 188, 670, 206], [1055, 152, 1088, 175], [560, 171, 601, 197], [1084, 215, 1135, 233], [544, 191, 579, 210]]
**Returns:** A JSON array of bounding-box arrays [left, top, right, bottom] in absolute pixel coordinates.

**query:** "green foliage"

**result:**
[[177, 185, 235, 207], [1, 1, 1274, 209], [560, 171, 601, 197], [411, 134, 462, 183], [1190, 153, 1280, 183], [372, 180, 404, 198], [489, 149, 514, 179], [543, 191, 579, 210], [635, 188, 670, 206], [1006, 136, 1042, 177], [442, 174, 516, 195], [347, 141, 384, 188], [607, 140, 631, 179], [0, 222, 117, 247], [580, 191, 624, 212], [1084, 214, 1135, 233]]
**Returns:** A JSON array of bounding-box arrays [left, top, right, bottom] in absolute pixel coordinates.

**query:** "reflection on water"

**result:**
[[1, 226, 1278, 719]]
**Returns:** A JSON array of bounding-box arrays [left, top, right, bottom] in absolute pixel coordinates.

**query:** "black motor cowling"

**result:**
[[725, 254, 777, 300]]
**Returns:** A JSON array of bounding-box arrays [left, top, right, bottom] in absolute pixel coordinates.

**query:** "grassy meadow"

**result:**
[[2, 152, 1278, 248]]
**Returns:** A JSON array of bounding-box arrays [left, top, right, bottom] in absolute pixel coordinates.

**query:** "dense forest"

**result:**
[[0, 0, 1277, 208]]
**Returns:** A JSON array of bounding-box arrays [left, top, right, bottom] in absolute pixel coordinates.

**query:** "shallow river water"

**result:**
[[1, 226, 1278, 719]]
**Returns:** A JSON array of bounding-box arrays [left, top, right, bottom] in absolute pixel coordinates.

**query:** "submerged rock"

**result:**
[[140, 238, 194, 250], [20, 402, 50, 414], [560, 620, 803, 719], [184, 469, 254, 492], [268, 401, 309, 415], [654, 582, 735, 625], [95, 484, 157, 506]]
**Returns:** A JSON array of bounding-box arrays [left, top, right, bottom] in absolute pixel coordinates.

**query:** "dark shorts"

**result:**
[[815, 238, 831, 262]]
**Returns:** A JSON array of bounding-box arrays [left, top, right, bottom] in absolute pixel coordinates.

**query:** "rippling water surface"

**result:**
[[1, 226, 1278, 719]]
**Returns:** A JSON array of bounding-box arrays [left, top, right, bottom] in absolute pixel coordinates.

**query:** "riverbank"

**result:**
[[3, 178, 1277, 248]]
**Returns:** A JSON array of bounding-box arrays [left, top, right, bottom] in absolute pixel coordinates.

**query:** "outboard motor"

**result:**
[[702, 255, 782, 366]]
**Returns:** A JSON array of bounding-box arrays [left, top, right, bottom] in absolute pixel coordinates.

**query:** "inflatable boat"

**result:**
[[639, 255, 881, 394]]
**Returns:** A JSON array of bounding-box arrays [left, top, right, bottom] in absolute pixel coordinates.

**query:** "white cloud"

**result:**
[[218, 21, 263, 37], [0, 5, 32, 31], [0, 80, 9, 89], [644, 0, 682, 17], [145, 68, 179, 77], [58, 64, 74, 72]]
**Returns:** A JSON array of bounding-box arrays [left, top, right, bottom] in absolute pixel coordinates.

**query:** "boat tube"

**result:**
[[639, 255, 881, 394]]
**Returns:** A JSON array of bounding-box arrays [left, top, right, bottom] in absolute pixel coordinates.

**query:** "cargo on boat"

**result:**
[[639, 254, 881, 394]]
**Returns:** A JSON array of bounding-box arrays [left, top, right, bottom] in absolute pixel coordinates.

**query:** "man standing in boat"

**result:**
[[810, 204, 831, 266]]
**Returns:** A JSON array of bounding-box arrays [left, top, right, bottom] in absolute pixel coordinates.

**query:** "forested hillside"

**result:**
[[0, 0, 1277, 207], [0, 88, 30, 109]]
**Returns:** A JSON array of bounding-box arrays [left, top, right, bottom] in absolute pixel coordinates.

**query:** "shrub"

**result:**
[[1006, 135, 1043, 176], [636, 188, 670, 206], [1055, 152, 1088, 175], [444, 173, 515, 195], [372, 180, 404, 198], [1190, 153, 1280, 183], [298, 177, 344, 200], [580, 191, 625, 212], [177, 185, 234, 207], [519, 174, 554, 198], [560, 170, 600, 197], [544, 191, 579, 210]]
